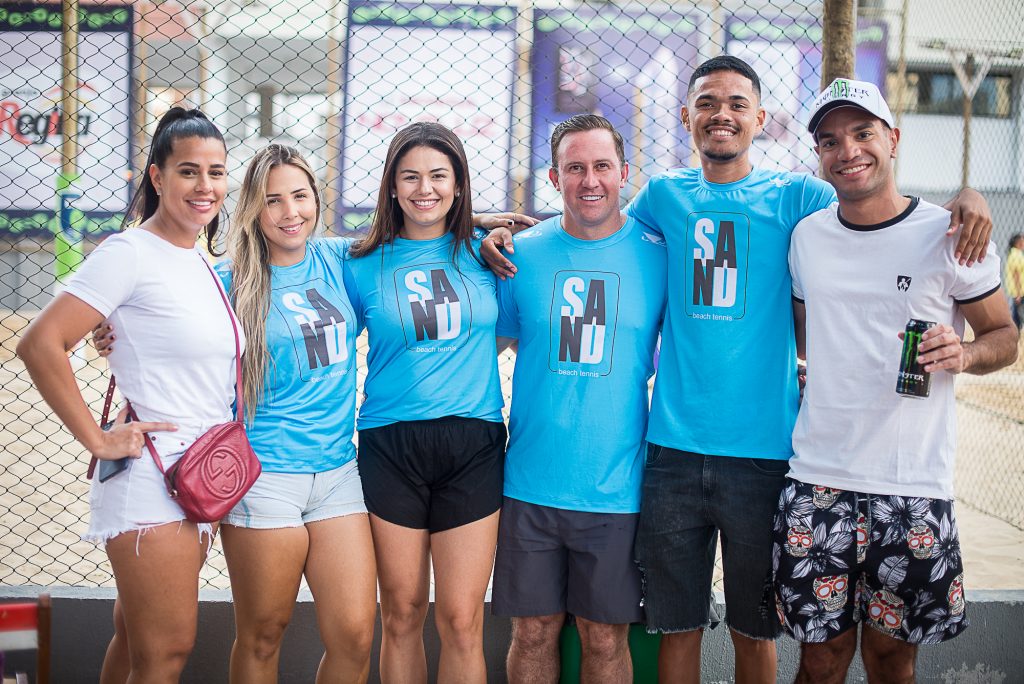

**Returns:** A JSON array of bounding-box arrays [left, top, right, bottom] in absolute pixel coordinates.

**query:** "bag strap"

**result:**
[[86, 376, 117, 480], [199, 256, 245, 422], [84, 376, 165, 477]]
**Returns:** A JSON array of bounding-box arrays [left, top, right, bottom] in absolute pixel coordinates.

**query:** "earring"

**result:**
[[391, 193, 396, 198]]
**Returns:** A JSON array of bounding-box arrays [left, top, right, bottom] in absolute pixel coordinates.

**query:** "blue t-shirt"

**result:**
[[343, 232, 504, 429], [496, 216, 666, 513], [627, 168, 835, 460], [217, 238, 358, 473]]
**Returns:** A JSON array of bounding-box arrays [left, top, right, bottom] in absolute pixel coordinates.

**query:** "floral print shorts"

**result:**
[[772, 478, 968, 644]]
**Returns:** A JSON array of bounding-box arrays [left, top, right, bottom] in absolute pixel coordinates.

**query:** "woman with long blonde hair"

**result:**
[[215, 144, 377, 683]]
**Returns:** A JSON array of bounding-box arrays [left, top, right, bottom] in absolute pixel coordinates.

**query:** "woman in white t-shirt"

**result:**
[[17, 108, 238, 682]]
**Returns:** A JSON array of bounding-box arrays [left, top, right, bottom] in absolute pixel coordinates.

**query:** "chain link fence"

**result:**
[[1, 0, 1022, 592]]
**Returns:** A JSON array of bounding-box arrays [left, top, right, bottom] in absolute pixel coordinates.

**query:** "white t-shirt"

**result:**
[[64, 229, 242, 435], [788, 198, 1001, 499]]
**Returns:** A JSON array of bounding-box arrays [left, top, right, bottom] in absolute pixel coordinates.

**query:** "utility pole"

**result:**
[[61, 0, 78, 177], [821, 0, 857, 87], [959, 53, 975, 188], [57, 0, 83, 284], [196, 2, 210, 110], [325, 0, 345, 232], [924, 41, 1023, 188]]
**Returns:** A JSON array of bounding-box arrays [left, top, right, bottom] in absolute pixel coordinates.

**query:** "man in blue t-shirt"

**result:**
[[490, 115, 666, 682], [622, 54, 833, 683]]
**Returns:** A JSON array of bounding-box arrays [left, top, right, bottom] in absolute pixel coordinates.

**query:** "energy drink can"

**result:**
[[896, 319, 936, 398]]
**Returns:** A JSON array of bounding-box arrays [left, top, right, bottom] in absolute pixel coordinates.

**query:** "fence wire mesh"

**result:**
[[1, 0, 1022, 592]]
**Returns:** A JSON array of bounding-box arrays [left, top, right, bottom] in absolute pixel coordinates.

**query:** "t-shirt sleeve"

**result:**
[[625, 179, 663, 237], [798, 175, 837, 220], [62, 234, 140, 317], [949, 239, 1002, 303], [319, 236, 353, 266], [495, 275, 520, 339]]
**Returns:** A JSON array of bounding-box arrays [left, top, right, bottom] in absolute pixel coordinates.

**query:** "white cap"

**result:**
[[807, 78, 895, 135]]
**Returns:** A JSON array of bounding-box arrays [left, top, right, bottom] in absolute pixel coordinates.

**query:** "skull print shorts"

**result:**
[[771, 478, 968, 644]]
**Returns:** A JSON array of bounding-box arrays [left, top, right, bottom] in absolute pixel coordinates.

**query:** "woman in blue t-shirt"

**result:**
[[219, 145, 376, 681], [344, 122, 506, 682]]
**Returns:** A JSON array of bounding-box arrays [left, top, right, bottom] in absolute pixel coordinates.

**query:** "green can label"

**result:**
[[896, 319, 936, 398]]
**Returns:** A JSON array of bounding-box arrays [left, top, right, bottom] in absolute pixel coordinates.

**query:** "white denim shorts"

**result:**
[[84, 427, 213, 546], [222, 458, 367, 529]]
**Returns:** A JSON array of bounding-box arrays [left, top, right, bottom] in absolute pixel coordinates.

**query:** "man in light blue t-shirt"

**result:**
[[622, 55, 834, 682], [490, 115, 666, 682]]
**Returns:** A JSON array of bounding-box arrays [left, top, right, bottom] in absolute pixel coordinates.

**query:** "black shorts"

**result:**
[[358, 416, 506, 533]]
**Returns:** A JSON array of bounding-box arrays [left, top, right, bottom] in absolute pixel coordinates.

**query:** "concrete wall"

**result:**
[[1, 587, 1021, 683]]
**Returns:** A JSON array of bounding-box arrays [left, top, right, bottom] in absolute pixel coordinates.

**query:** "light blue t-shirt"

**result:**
[[496, 216, 667, 513], [343, 232, 504, 429], [627, 168, 835, 460], [217, 238, 358, 473]]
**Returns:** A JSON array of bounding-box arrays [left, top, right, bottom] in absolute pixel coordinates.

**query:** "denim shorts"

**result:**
[[85, 426, 214, 546], [492, 497, 644, 625], [634, 445, 789, 638], [222, 458, 367, 529], [773, 479, 968, 644]]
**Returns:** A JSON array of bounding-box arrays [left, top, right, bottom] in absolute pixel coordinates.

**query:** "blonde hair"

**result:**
[[230, 144, 322, 423]]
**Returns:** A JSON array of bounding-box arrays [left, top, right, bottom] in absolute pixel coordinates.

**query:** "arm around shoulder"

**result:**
[[793, 299, 807, 361], [943, 187, 992, 265]]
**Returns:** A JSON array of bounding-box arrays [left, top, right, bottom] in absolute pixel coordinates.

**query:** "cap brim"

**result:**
[[808, 101, 877, 135]]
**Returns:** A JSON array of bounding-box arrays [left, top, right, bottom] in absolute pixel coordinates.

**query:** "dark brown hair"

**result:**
[[123, 107, 227, 253], [350, 122, 475, 263]]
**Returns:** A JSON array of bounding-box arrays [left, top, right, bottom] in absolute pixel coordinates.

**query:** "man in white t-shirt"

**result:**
[[773, 78, 1019, 683]]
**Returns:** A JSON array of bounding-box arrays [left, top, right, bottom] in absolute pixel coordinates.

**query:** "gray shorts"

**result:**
[[491, 497, 644, 625]]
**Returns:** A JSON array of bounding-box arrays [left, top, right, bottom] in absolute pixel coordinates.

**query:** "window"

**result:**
[[271, 93, 333, 141], [243, 90, 338, 140], [887, 70, 1012, 118]]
